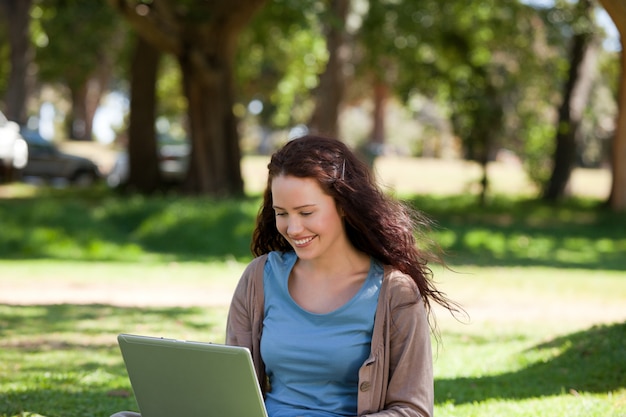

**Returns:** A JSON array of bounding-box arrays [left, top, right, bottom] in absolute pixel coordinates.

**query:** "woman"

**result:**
[[226, 135, 459, 417]]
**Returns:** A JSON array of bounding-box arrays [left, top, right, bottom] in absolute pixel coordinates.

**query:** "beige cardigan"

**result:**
[[225, 254, 433, 417]]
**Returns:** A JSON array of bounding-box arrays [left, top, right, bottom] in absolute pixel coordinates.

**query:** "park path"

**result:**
[[2, 275, 625, 332], [0, 280, 236, 307]]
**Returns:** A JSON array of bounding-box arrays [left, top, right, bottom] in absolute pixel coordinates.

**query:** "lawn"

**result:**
[[0, 156, 624, 417]]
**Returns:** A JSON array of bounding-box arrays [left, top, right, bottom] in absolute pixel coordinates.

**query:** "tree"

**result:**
[[127, 34, 162, 193], [235, 0, 326, 136], [0, 0, 33, 124], [308, 0, 350, 138], [387, 1, 549, 202], [109, 0, 267, 196], [35, 0, 125, 141], [544, 0, 599, 201], [597, 0, 626, 211]]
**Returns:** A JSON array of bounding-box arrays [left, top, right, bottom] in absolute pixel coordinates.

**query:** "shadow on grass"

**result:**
[[0, 304, 218, 342], [408, 195, 626, 271], [0, 192, 260, 262], [1, 306, 624, 414], [0, 303, 226, 417], [1, 189, 625, 270], [1, 388, 139, 417], [435, 322, 626, 405]]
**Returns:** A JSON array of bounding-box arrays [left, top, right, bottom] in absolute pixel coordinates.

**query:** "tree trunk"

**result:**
[[361, 78, 388, 168], [308, 0, 350, 138], [67, 66, 111, 141], [597, 0, 626, 211], [180, 35, 243, 195], [0, 0, 33, 124], [608, 41, 626, 210], [109, 0, 266, 196], [85, 65, 112, 141], [127, 35, 162, 193], [67, 85, 88, 140], [544, 0, 598, 201], [474, 83, 502, 207], [370, 79, 388, 146]]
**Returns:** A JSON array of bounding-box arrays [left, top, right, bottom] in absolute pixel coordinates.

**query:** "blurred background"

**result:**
[[0, 0, 622, 207]]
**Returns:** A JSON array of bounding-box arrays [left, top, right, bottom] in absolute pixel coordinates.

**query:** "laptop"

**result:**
[[117, 333, 268, 417]]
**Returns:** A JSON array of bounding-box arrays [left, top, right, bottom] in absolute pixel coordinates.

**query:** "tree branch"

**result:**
[[597, 0, 626, 35], [107, 0, 181, 56]]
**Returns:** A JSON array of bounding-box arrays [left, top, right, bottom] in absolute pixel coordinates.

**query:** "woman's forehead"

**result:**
[[271, 175, 331, 205]]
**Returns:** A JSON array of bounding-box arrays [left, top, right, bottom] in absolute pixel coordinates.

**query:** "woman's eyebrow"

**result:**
[[272, 204, 316, 210]]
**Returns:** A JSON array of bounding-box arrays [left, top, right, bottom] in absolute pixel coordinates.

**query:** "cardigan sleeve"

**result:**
[[385, 277, 433, 417], [225, 254, 268, 393], [360, 271, 433, 417]]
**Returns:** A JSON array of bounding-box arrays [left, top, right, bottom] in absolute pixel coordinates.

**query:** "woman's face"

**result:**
[[271, 174, 347, 261]]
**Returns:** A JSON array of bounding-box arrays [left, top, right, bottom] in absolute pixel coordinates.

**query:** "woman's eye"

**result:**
[[300, 212, 312, 216], [275, 212, 287, 217]]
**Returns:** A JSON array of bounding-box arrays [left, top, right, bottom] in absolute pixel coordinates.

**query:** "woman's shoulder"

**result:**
[[265, 250, 297, 275], [237, 251, 295, 284], [242, 253, 269, 276], [234, 254, 269, 292], [381, 265, 421, 306]]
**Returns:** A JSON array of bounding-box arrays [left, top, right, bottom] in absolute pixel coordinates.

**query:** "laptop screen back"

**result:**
[[117, 333, 268, 417]]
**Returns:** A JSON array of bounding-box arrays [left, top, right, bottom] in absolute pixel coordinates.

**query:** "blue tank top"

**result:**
[[261, 251, 382, 417]]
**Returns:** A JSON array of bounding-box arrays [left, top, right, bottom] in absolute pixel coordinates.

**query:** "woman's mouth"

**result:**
[[292, 236, 315, 246]]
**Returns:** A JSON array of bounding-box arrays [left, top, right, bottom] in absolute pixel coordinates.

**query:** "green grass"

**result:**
[[0, 176, 625, 417], [0, 303, 229, 417], [408, 194, 626, 271], [435, 322, 626, 417], [1, 186, 625, 270], [1, 303, 623, 417], [0, 185, 261, 262]]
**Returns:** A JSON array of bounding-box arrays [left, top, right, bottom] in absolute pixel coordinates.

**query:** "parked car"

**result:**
[[19, 127, 101, 186], [107, 134, 190, 188], [0, 111, 28, 181]]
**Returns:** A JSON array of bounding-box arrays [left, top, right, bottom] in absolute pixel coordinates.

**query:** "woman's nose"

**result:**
[[287, 217, 304, 235]]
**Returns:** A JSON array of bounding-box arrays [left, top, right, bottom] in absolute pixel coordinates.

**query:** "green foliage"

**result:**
[[33, 0, 124, 89], [356, 0, 572, 168], [520, 118, 557, 187], [236, 0, 326, 128], [155, 54, 186, 121], [598, 49, 620, 101]]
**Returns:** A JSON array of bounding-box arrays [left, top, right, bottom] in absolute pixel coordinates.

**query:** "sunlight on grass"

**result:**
[[0, 164, 624, 417], [0, 303, 230, 417], [436, 392, 626, 417], [2, 262, 625, 417], [1, 303, 623, 417], [433, 322, 626, 416]]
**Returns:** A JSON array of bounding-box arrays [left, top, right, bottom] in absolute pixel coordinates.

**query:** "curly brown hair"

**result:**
[[251, 135, 459, 319]]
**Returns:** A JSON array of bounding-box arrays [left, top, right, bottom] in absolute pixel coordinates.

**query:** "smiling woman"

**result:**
[[109, 134, 462, 417], [225, 135, 463, 417]]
